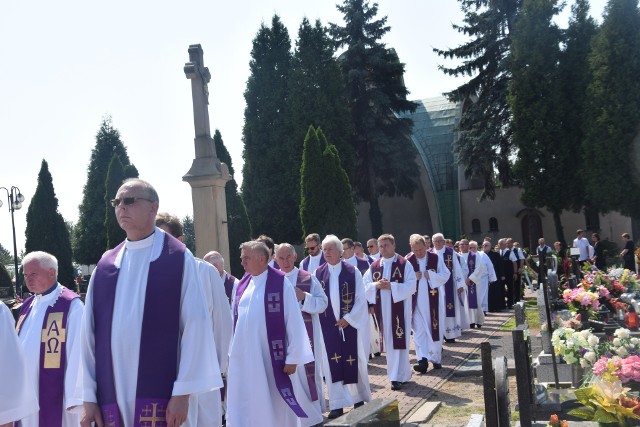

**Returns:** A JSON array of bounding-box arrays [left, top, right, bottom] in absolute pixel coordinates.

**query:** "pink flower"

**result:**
[[619, 356, 640, 383], [593, 357, 609, 376], [599, 287, 610, 298]]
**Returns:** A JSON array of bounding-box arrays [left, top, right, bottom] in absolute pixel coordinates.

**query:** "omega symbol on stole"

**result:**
[[41, 312, 66, 369]]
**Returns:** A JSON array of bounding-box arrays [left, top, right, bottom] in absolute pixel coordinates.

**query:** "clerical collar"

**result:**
[[251, 268, 269, 280], [382, 254, 397, 262], [344, 254, 356, 263], [310, 252, 322, 259], [328, 262, 341, 271], [284, 267, 297, 277], [126, 231, 155, 250], [39, 282, 58, 296]]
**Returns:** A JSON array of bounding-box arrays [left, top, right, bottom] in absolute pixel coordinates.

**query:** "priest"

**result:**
[[80, 179, 222, 427], [204, 250, 239, 306], [16, 251, 83, 427], [363, 234, 416, 391], [227, 241, 313, 426], [476, 241, 497, 315], [274, 243, 328, 427], [315, 235, 371, 419], [458, 239, 485, 328], [406, 234, 450, 373], [341, 238, 370, 274], [299, 233, 325, 272]]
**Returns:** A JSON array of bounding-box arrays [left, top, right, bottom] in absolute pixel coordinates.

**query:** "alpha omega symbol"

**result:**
[[372, 271, 382, 282], [392, 266, 402, 280], [41, 312, 65, 369]]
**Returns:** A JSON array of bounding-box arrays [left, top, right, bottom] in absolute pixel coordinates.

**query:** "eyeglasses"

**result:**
[[110, 197, 154, 207], [367, 245, 375, 248], [343, 246, 353, 250], [305, 246, 318, 251]]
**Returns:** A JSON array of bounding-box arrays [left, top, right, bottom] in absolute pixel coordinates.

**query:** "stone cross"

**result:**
[[184, 44, 215, 159]]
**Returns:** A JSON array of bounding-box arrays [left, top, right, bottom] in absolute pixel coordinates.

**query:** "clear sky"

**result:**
[[0, 0, 606, 258]]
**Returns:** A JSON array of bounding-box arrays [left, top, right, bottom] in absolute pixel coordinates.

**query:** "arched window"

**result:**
[[489, 217, 499, 232], [472, 218, 481, 233]]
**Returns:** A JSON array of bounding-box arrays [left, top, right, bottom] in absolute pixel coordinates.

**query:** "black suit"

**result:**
[[486, 250, 504, 312], [501, 249, 516, 308]]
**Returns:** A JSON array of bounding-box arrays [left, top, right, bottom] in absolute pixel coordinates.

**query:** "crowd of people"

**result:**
[[4, 177, 635, 427]]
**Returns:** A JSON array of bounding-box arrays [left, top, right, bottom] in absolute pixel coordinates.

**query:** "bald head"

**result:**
[[203, 251, 225, 275]]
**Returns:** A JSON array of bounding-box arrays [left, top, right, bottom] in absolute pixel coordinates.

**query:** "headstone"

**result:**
[[481, 342, 499, 427], [513, 325, 534, 427], [182, 44, 231, 262], [514, 301, 527, 327], [325, 399, 399, 426], [495, 355, 511, 427], [0, 286, 12, 299]]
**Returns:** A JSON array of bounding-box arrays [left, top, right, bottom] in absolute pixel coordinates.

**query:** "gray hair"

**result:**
[[409, 234, 426, 246], [469, 240, 478, 249], [322, 234, 343, 255], [275, 243, 296, 256], [239, 241, 270, 262], [121, 178, 159, 203], [22, 251, 58, 274], [203, 251, 224, 268], [432, 233, 444, 242]]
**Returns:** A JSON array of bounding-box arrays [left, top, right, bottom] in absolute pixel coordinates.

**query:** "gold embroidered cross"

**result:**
[[331, 353, 342, 364], [346, 355, 356, 366], [139, 402, 165, 427]]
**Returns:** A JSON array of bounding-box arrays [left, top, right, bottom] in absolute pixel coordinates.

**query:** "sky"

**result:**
[[0, 0, 607, 258]]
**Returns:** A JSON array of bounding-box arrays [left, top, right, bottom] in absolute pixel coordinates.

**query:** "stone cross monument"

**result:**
[[183, 44, 231, 262]]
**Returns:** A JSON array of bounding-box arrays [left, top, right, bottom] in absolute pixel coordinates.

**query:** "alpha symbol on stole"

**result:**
[[41, 312, 66, 369]]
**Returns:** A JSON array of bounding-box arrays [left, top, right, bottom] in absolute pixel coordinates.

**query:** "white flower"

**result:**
[[565, 354, 577, 364], [584, 351, 597, 363], [588, 335, 599, 347], [615, 328, 630, 339], [616, 346, 628, 357], [613, 338, 622, 347], [580, 358, 590, 368], [631, 337, 639, 346]]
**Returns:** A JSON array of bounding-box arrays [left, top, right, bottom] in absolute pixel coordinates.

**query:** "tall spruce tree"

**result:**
[[213, 129, 252, 276], [0, 262, 11, 289], [104, 154, 127, 249], [330, 0, 419, 237], [0, 243, 13, 265], [241, 16, 299, 242], [75, 118, 137, 265], [182, 215, 196, 254], [24, 160, 75, 286], [300, 125, 357, 238], [582, 0, 640, 215], [508, 0, 569, 244], [434, 0, 521, 199]]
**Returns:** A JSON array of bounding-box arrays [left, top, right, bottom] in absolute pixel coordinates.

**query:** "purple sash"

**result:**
[[17, 286, 79, 427], [467, 253, 478, 309], [406, 253, 440, 340], [295, 270, 318, 402], [315, 262, 359, 384], [223, 272, 236, 304], [355, 258, 370, 274], [92, 233, 185, 427], [370, 255, 408, 350], [439, 247, 456, 317], [301, 253, 325, 272], [234, 267, 307, 418]]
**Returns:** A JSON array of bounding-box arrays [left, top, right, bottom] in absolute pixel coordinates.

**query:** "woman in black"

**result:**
[[620, 232, 636, 272], [592, 233, 606, 270]]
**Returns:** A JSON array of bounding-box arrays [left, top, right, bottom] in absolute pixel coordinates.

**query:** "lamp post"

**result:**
[[0, 186, 25, 297]]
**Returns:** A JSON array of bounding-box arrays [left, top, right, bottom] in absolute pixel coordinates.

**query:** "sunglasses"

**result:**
[[305, 246, 318, 251], [110, 197, 153, 207]]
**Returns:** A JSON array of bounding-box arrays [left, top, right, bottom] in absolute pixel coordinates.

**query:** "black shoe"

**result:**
[[470, 323, 476, 328], [374, 352, 381, 357], [444, 338, 456, 343], [476, 324, 482, 329], [328, 408, 344, 419], [413, 363, 428, 374], [432, 362, 442, 369], [354, 401, 365, 408], [391, 381, 402, 390]]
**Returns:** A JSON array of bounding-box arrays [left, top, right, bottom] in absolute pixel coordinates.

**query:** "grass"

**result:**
[[431, 404, 486, 419], [500, 298, 541, 331]]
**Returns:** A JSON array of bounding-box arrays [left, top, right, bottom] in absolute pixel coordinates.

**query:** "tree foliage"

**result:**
[[214, 129, 251, 276], [0, 262, 11, 289], [434, 0, 521, 199], [182, 215, 196, 254], [0, 243, 13, 265], [330, 0, 419, 237], [582, 0, 640, 215], [74, 118, 137, 265], [300, 125, 357, 239], [104, 154, 127, 249], [241, 15, 300, 243], [24, 160, 75, 286]]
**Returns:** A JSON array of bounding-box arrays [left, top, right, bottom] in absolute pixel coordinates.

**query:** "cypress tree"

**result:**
[[104, 154, 127, 249], [213, 129, 252, 276], [330, 0, 419, 237], [75, 118, 137, 265], [434, 0, 521, 199], [241, 15, 299, 242], [24, 160, 75, 286], [182, 215, 196, 254], [0, 262, 11, 289], [0, 243, 13, 265], [582, 0, 640, 215]]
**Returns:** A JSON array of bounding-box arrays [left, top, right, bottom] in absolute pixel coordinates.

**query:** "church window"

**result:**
[[472, 218, 481, 233], [489, 217, 499, 231]]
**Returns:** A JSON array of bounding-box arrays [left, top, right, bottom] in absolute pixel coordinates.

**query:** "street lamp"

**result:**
[[0, 186, 25, 297]]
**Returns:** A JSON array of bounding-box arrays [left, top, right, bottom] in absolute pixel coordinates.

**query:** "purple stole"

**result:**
[[301, 253, 325, 271], [92, 233, 185, 427], [406, 253, 441, 341], [16, 286, 79, 427], [223, 272, 236, 304], [234, 267, 307, 418], [370, 256, 409, 350], [467, 253, 478, 309], [315, 262, 359, 384], [437, 247, 456, 317], [355, 257, 370, 274], [295, 270, 318, 401]]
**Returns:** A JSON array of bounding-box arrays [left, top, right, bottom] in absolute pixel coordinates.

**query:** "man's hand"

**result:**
[[283, 364, 297, 375], [465, 278, 471, 286], [376, 279, 391, 290], [368, 306, 375, 315], [294, 287, 306, 302], [166, 395, 189, 427], [457, 288, 464, 295], [415, 271, 422, 280], [80, 402, 103, 427], [336, 318, 350, 328]]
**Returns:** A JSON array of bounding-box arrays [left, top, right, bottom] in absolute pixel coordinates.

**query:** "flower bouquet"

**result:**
[[547, 414, 568, 427], [551, 327, 600, 367], [569, 377, 640, 426]]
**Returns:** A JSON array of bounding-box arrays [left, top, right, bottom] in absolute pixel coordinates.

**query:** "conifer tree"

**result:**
[[300, 125, 357, 238], [213, 129, 251, 276], [75, 118, 137, 265], [182, 215, 196, 254], [24, 160, 75, 286], [434, 0, 521, 199], [0, 243, 12, 265], [0, 262, 11, 289], [104, 154, 127, 249], [241, 15, 299, 242], [582, 0, 640, 215], [330, 0, 419, 237]]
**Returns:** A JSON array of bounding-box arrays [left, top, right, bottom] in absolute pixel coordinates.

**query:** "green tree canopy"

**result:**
[[330, 0, 419, 237], [0, 243, 13, 265], [74, 118, 137, 265], [182, 215, 196, 254], [300, 125, 357, 238], [104, 154, 127, 249], [0, 262, 11, 289], [24, 160, 75, 286]]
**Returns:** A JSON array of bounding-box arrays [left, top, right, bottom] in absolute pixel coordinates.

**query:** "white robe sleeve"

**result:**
[[80, 273, 98, 404], [64, 298, 84, 411], [0, 304, 39, 424], [427, 255, 451, 289], [452, 253, 466, 290], [469, 256, 485, 285], [362, 268, 377, 305], [173, 252, 223, 396], [390, 261, 416, 303], [484, 254, 497, 282], [301, 274, 328, 315], [342, 269, 369, 330], [203, 262, 233, 376], [283, 279, 314, 366]]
